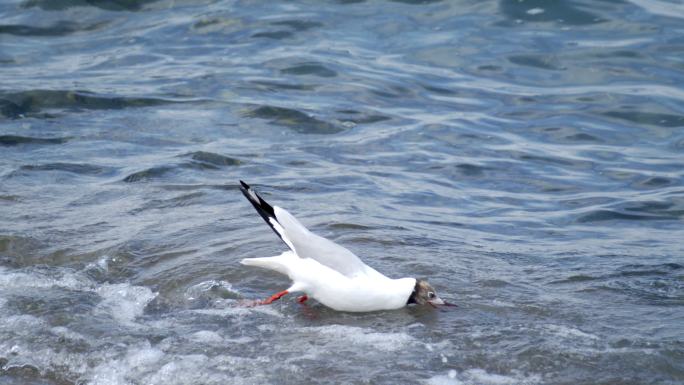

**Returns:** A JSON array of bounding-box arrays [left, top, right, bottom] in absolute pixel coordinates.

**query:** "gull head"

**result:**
[[411, 279, 455, 308]]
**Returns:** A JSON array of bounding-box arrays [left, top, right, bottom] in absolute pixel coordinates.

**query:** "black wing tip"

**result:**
[[238, 180, 276, 218], [238, 180, 253, 202], [238, 180, 289, 248]]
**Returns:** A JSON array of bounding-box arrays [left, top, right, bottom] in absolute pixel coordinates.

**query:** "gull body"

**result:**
[[238, 180, 446, 312], [243, 251, 415, 312]]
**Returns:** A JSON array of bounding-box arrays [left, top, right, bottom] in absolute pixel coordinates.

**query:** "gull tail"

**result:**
[[241, 251, 294, 276]]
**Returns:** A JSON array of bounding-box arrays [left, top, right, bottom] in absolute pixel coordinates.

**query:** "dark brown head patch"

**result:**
[[407, 279, 437, 305]]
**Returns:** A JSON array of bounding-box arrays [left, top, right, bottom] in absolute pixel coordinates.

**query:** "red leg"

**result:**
[[236, 290, 293, 307], [297, 295, 308, 303], [259, 290, 289, 305]]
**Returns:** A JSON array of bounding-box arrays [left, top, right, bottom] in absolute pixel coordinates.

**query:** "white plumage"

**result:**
[[238, 181, 447, 312], [241, 251, 415, 312]]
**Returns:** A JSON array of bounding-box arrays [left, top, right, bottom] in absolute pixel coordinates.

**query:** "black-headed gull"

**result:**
[[239, 180, 450, 312]]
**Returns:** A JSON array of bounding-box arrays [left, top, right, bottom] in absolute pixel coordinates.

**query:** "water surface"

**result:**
[[1, 0, 683, 384]]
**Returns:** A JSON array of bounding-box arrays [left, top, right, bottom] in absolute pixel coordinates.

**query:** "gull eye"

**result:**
[[427, 291, 435, 299]]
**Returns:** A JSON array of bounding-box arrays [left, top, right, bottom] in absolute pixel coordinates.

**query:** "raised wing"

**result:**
[[239, 180, 376, 278]]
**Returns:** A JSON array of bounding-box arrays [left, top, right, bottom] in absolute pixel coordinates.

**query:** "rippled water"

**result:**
[[1, 0, 683, 384]]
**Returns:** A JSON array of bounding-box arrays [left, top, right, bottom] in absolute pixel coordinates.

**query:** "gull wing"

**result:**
[[239, 180, 376, 278]]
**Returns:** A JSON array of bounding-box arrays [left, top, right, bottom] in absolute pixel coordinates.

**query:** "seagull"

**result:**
[[238, 180, 451, 312]]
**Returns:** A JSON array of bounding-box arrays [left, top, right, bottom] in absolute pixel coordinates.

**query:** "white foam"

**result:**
[[426, 370, 463, 385], [461, 369, 520, 384], [127, 345, 165, 369], [90, 342, 165, 385], [190, 330, 224, 344], [0, 266, 285, 385], [146, 354, 211, 385], [490, 299, 516, 308], [544, 324, 599, 340], [189, 302, 284, 318], [1, 340, 89, 380], [50, 326, 88, 342], [184, 279, 236, 301], [96, 283, 157, 324], [85, 255, 110, 272], [0, 266, 88, 291], [225, 336, 254, 345], [0, 265, 157, 326], [426, 369, 541, 385], [0, 314, 46, 333], [1, 265, 479, 385], [306, 324, 419, 352], [88, 345, 279, 385]]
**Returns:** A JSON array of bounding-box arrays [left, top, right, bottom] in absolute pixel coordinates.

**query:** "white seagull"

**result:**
[[238, 180, 451, 312]]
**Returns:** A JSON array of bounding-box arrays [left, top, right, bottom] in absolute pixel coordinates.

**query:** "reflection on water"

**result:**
[[1, 0, 683, 384]]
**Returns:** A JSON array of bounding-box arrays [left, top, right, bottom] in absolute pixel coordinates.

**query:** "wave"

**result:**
[[0, 90, 176, 119], [0, 135, 68, 146], [246, 105, 344, 134]]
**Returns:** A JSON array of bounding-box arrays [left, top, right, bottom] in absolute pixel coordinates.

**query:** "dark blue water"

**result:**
[[1, 0, 683, 384]]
